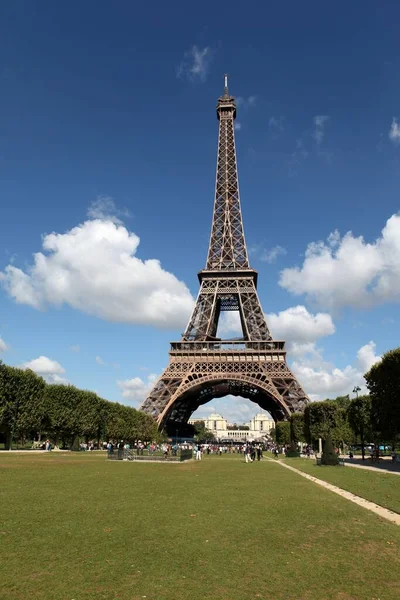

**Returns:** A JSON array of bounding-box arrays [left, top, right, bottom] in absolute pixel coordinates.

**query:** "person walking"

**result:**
[[257, 446, 262, 461], [196, 444, 202, 461], [245, 445, 252, 463]]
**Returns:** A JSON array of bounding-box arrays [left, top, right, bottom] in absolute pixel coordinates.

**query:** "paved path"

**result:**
[[343, 459, 400, 476], [268, 458, 400, 526]]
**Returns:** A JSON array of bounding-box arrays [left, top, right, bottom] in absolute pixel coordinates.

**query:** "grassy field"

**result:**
[[282, 456, 400, 515], [1, 452, 400, 600]]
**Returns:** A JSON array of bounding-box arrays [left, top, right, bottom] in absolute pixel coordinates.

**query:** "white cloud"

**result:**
[[236, 96, 257, 108], [234, 122, 242, 131], [288, 139, 308, 177], [22, 355, 68, 384], [176, 46, 211, 82], [217, 305, 335, 359], [69, 345, 80, 353], [292, 341, 381, 400], [268, 305, 335, 356], [117, 373, 158, 407], [87, 196, 130, 225], [268, 116, 285, 132], [313, 115, 329, 144], [389, 118, 400, 144], [279, 213, 400, 311], [22, 355, 65, 374], [217, 311, 243, 337], [357, 341, 381, 372], [0, 336, 8, 352], [0, 214, 194, 329], [260, 245, 287, 263], [96, 356, 106, 365], [51, 374, 69, 384]]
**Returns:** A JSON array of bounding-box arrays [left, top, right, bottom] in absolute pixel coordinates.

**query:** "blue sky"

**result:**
[[1, 1, 400, 424]]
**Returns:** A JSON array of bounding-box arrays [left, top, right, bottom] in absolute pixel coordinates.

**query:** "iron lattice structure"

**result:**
[[141, 77, 309, 432]]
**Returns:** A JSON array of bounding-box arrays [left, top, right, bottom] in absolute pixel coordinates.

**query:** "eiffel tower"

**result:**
[[141, 76, 309, 433]]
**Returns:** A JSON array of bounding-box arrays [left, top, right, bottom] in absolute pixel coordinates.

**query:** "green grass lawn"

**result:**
[[1, 452, 400, 600], [283, 456, 400, 515]]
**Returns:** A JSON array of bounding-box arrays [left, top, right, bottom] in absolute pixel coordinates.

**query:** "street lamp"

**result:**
[[352, 385, 361, 399]]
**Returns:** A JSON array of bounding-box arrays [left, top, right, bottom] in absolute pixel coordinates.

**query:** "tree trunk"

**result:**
[[361, 427, 365, 461], [5, 430, 12, 450]]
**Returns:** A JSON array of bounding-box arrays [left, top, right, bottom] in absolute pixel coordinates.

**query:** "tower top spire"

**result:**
[[217, 73, 236, 120], [224, 73, 229, 96]]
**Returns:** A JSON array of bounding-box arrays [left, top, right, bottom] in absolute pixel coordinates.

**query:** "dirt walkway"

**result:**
[[268, 458, 400, 526], [344, 459, 400, 476]]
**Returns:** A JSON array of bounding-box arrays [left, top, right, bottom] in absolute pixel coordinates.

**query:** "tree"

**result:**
[[347, 395, 372, 460], [195, 429, 215, 442], [275, 421, 290, 446], [0, 363, 46, 448], [105, 402, 131, 442], [290, 413, 305, 444], [77, 390, 105, 441], [134, 411, 158, 442], [365, 347, 400, 445], [43, 384, 83, 447], [331, 395, 351, 410], [304, 401, 352, 448], [269, 427, 276, 442], [0, 359, 159, 448], [193, 421, 215, 442]]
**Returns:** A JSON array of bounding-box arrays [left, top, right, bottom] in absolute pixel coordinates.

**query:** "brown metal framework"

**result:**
[[140, 77, 309, 431]]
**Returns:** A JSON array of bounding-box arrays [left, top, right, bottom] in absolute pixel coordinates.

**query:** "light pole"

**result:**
[[352, 385, 361, 399]]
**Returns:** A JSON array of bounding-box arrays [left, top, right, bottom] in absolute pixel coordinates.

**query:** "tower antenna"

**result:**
[[224, 73, 229, 96]]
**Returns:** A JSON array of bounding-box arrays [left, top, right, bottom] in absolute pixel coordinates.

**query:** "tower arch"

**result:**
[[158, 375, 291, 432]]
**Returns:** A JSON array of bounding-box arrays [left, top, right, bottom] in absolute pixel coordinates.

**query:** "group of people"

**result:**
[[243, 444, 263, 462]]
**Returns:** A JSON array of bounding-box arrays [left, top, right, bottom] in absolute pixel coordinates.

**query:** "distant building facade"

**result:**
[[188, 411, 274, 441]]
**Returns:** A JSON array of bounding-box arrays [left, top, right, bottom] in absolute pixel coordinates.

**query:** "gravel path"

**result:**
[[268, 458, 400, 526]]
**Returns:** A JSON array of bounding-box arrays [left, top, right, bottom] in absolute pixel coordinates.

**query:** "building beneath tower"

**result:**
[[188, 412, 274, 441]]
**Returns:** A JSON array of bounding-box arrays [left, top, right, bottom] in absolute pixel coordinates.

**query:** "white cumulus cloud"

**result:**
[[268, 116, 285, 132], [0, 336, 8, 352], [176, 46, 211, 82], [117, 373, 158, 407], [292, 341, 381, 400], [87, 196, 130, 224], [389, 118, 400, 144], [260, 245, 287, 263], [279, 213, 400, 311], [0, 216, 194, 329], [313, 115, 329, 144], [217, 305, 335, 357], [235, 96, 257, 108], [22, 355, 68, 384], [268, 305, 335, 356], [96, 356, 106, 365]]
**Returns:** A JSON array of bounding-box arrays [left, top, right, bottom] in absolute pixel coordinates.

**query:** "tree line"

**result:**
[[273, 347, 400, 457], [0, 361, 158, 449]]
